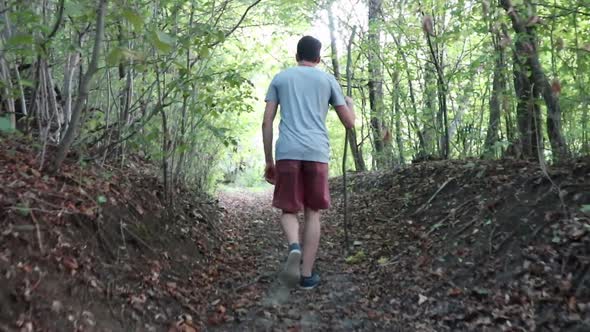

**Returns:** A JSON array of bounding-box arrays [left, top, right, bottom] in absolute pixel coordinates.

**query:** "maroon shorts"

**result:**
[[272, 160, 330, 213]]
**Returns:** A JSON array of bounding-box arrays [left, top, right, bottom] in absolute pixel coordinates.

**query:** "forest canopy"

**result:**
[[0, 0, 588, 191]]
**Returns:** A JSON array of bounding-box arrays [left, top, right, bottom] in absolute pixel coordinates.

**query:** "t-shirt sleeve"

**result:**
[[265, 76, 279, 103], [329, 75, 346, 107]]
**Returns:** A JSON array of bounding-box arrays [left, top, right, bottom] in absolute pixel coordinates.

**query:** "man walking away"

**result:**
[[261, 35, 356, 289]]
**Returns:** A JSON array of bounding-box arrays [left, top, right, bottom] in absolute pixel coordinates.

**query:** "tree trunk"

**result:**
[[423, 13, 449, 158], [62, 52, 80, 137], [422, 63, 437, 158], [50, 0, 108, 172], [483, 32, 506, 158], [327, 3, 340, 81], [512, 46, 541, 160], [327, 6, 365, 172], [389, 33, 425, 159], [345, 27, 366, 172], [0, 57, 16, 129], [393, 79, 404, 164], [368, 0, 385, 168], [500, 0, 568, 161]]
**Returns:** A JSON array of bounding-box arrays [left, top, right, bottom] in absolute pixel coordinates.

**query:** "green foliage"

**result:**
[[15, 204, 31, 217], [346, 250, 366, 264], [0, 116, 15, 133], [97, 195, 108, 205], [2, 0, 587, 192], [121, 9, 144, 31]]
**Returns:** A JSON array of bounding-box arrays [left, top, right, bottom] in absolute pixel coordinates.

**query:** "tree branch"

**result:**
[[50, 0, 108, 172], [44, 0, 66, 45], [530, 2, 590, 17], [214, 0, 262, 46]]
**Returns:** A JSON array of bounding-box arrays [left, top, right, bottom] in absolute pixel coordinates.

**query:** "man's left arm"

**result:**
[[262, 101, 278, 183]]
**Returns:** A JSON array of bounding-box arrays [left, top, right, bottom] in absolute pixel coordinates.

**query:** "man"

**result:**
[[262, 35, 355, 289]]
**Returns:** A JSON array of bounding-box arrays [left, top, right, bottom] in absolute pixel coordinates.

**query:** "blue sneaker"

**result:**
[[300, 273, 320, 290], [278, 243, 301, 288]]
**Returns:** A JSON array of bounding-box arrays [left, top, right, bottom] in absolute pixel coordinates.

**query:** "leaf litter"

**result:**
[[1, 134, 589, 331]]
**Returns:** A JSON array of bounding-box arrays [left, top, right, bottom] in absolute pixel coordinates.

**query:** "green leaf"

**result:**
[[176, 143, 190, 154], [15, 205, 30, 216], [472, 287, 490, 297], [64, 1, 87, 17], [198, 46, 210, 58], [148, 30, 175, 53], [122, 9, 144, 31], [107, 47, 144, 66], [123, 48, 145, 62], [20, 79, 35, 88], [0, 116, 15, 133], [5, 34, 34, 48], [106, 47, 123, 66], [207, 125, 230, 139], [97, 195, 107, 205], [581, 205, 590, 214], [156, 31, 175, 45], [215, 30, 226, 43], [345, 250, 366, 264]]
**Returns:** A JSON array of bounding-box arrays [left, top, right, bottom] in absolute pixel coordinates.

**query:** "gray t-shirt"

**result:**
[[265, 66, 346, 163]]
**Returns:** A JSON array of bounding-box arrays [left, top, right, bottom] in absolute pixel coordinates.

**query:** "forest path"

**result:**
[[212, 189, 400, 331]]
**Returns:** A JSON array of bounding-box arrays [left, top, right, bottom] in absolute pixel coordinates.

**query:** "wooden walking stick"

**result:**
[[342, 26, 357, 251]]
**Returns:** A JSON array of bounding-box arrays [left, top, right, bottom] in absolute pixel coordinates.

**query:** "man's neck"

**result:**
[[297, 60, 317, 67]]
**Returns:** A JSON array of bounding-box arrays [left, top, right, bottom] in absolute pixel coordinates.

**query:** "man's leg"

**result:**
[[302, 208, 321, 277], [280, 212, 299, 245], [278, 212, 302, 287], [300, 161, 329, 289], [273, 160, 304, 287]]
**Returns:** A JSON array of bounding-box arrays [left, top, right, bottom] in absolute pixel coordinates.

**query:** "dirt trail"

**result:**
[[213, 159, 590, 332], [213, 190, 404, 331]]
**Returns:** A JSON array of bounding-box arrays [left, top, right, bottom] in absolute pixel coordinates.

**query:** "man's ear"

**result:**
[[314, 56, 321, 64]]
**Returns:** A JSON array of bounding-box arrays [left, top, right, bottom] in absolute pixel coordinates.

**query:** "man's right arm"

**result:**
[[335, 96, 356, 129]]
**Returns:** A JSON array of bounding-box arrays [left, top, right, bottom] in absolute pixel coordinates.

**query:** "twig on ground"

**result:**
[[533, 111, 569, 215], [122, 225, 158, 255], [455, 218, 478, 237], [232, 272, 276, 293], [30, 211, 45, 254], [494, 231, 517, 254], [379, 248, 411, 267], [488, 224, 497, 255], [426, 198, 475, 236], [119, 219, 127, 251], [530, 217, 557, 240], [575, 264, 590, 297], [7, 206, 74, 215], [413, 177, 455, 215]]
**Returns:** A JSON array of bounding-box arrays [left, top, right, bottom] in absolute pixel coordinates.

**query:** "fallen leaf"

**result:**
[[474, 316, 492, 325], [130, 293, 147, 306], [418, 294, 428, 305], [207, 312, 226, 326], [447, 288, 462, 297], [472, 287, 490, 297], [62, 256, 79, 271], [217, 305, 226, 314], [569, 296, 577, 311]]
